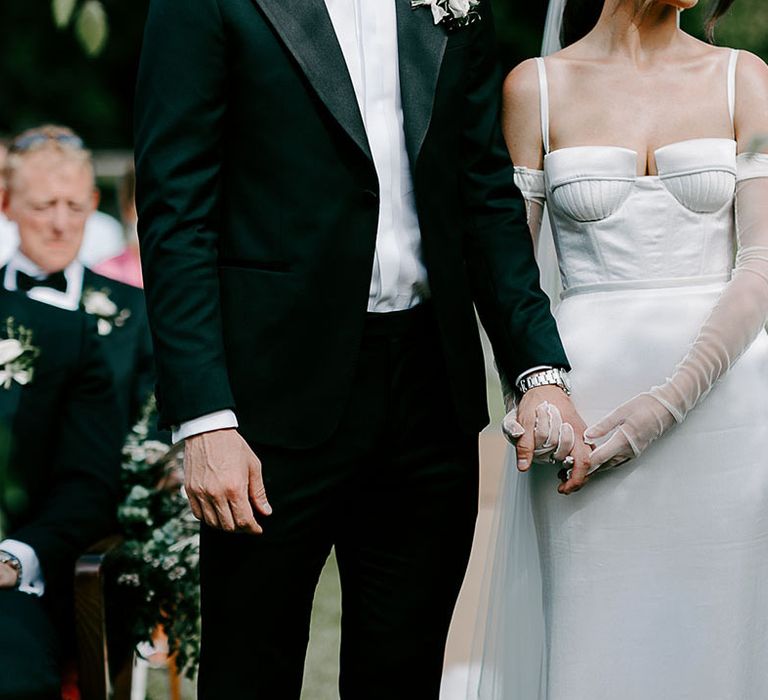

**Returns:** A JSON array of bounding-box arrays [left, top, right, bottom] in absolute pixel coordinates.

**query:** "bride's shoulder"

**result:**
[[735, 49, 768, 87], [503, 58, 542, 106]]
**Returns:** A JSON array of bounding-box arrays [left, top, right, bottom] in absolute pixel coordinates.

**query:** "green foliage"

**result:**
[[51, 0, 109, 57], [0, 2, 764, 150], [109, 399, 201, 678]]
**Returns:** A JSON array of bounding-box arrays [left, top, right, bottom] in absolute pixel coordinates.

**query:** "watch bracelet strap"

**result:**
[[0, 550, 23, 587]]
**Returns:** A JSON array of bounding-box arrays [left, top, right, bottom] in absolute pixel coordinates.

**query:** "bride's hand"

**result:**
[[583, 393, 677, 475]]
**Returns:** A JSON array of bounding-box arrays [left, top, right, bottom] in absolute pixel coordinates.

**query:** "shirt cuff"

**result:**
[[514, 365, 555, 387], [172, 409, 239, 444], [0, 539, 45, 597]]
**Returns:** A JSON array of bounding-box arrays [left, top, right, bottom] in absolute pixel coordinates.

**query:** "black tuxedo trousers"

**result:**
[[198, 306, 478, 699]]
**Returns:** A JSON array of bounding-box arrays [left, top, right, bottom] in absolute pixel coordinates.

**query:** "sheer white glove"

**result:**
[[587, 154, 768, 473], [584, 393, 677, 472]]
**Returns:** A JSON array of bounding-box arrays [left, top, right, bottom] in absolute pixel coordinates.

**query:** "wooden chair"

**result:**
[[73, 536, 133, 700]]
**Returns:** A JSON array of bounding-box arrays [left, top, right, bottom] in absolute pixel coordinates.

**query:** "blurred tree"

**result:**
[[0, 0, 764, 150]]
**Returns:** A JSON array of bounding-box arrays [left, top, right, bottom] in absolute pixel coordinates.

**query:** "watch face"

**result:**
[[561, 371, 572, 391]]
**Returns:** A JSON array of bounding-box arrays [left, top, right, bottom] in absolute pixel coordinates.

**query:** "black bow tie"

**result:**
[[16, 270, 68, 294]]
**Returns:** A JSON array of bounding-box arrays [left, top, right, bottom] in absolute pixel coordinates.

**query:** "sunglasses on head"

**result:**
[[9, 133, 85, 153]]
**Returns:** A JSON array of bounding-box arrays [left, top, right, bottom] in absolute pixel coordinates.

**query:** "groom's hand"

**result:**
[[184, 429, 272, 535], [514, 387, 591, 493]]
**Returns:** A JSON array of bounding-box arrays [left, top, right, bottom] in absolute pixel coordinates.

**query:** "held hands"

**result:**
[[506, 389, 678, 495], [503, 385, 592, 495], [184, 429, 272, 534]]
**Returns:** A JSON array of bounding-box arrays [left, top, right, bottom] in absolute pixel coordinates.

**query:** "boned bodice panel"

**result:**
[[544, 139, 736, 296]]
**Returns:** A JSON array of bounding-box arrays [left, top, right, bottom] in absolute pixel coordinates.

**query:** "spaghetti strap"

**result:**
[[727, 48, 740, 130], [535, 57, 551, 155]]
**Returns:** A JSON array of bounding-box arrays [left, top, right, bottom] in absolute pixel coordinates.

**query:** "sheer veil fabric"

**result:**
[[469, 6, 566, 699]]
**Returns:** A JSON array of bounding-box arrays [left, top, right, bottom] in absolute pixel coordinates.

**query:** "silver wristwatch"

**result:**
[[0, 550, 22, 588], [516, 367, 572, 396]]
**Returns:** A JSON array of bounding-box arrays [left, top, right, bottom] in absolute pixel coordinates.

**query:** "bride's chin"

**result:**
[[658, 0, 699, 9]]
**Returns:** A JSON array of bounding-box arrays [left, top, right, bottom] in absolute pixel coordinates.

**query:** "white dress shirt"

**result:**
[[176, 0, 428, 442], [4, 249, 84, 311]]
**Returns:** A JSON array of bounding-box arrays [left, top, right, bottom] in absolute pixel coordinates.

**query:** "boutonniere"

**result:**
[[0, 318, 40, 389], [82, 287, 132, 336], [411, 0, 481, 31]]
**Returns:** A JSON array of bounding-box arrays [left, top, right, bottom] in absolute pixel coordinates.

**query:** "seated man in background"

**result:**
[[1, 125, 154, 432], [0, 133, 125, 268], [0, 289, 122, 699]]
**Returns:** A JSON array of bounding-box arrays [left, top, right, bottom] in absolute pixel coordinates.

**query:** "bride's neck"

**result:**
[[590, 1, 682, 64]]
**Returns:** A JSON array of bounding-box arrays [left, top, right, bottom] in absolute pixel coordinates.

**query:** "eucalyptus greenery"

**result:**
[[51, 0, 109, 56], [109, 398, 201, 678]]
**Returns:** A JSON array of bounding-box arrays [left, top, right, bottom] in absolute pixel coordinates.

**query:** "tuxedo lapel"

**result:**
[[396, 0, 448, 165], [251, 0, 372, 161]]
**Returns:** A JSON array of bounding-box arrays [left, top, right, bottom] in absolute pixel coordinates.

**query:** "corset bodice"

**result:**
[[544, 138, 737, 297]]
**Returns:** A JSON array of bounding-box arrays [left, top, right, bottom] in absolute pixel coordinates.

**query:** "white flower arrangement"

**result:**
[[0, 318, 40, 390], [81, 287, 131, 336], [411, 0, 481, 29]]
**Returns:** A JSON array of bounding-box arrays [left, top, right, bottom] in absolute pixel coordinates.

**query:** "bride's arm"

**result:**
[[583, 53, 768, 475], [502, 60, 547, 244]]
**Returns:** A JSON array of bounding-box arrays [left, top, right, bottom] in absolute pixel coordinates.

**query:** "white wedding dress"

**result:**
[[477, 50, 768, 699]]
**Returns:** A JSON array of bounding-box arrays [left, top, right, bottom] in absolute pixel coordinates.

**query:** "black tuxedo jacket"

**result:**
[[1, 266, 155, 432], [135, 0, 569, 447], [81, 269, 155, 431], [0, 290, 121, 596]]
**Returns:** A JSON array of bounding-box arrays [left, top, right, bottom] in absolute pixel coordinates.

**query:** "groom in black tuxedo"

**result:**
[[0, 289, 121, 699], [135, 0, 586, 696]]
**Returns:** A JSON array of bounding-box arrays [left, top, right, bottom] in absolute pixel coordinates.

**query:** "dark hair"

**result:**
[[562, 0, 737, 47]]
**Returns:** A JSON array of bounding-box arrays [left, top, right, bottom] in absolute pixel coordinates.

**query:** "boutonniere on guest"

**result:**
[[411, 0, 481, 30], [81, 287, 132, 336], [0, 318, 40, 389]]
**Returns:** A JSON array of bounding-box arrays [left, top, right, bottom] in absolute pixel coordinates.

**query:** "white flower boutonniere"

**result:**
[[411, 0, 481, 30], [0, 318, 40, 389], [82, 287, 132, 336]]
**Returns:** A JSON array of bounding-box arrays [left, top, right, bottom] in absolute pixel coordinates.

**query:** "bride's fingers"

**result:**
[[553, 422, 575, 462], [533, 402, 551, 450], [501, 412, 525, 444], [589, 432, 631, 471], [545, 403, 562, 448], [584, 407, 625, 443]]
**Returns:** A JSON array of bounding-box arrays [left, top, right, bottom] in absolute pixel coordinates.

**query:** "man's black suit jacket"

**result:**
[[135, 0, 569, 447], [0, 290, 121, 598]]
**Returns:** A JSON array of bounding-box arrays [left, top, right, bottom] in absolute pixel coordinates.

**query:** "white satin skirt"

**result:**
[[477, 281, 768, 700]]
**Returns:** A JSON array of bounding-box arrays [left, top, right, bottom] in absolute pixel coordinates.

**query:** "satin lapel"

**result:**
[[251, 0, 372, 161], [396, 0, 448, 165]]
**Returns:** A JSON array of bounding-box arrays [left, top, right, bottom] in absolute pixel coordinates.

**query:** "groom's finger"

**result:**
[[248, 459, 273, 518], [199, 497, 224, 531], [230, 496, 263, 535], [186, 491, 204, 523], [558, 441, 591, 495]]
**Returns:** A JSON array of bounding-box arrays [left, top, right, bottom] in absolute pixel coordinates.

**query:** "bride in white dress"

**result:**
[[476, 1, 768, 698]]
